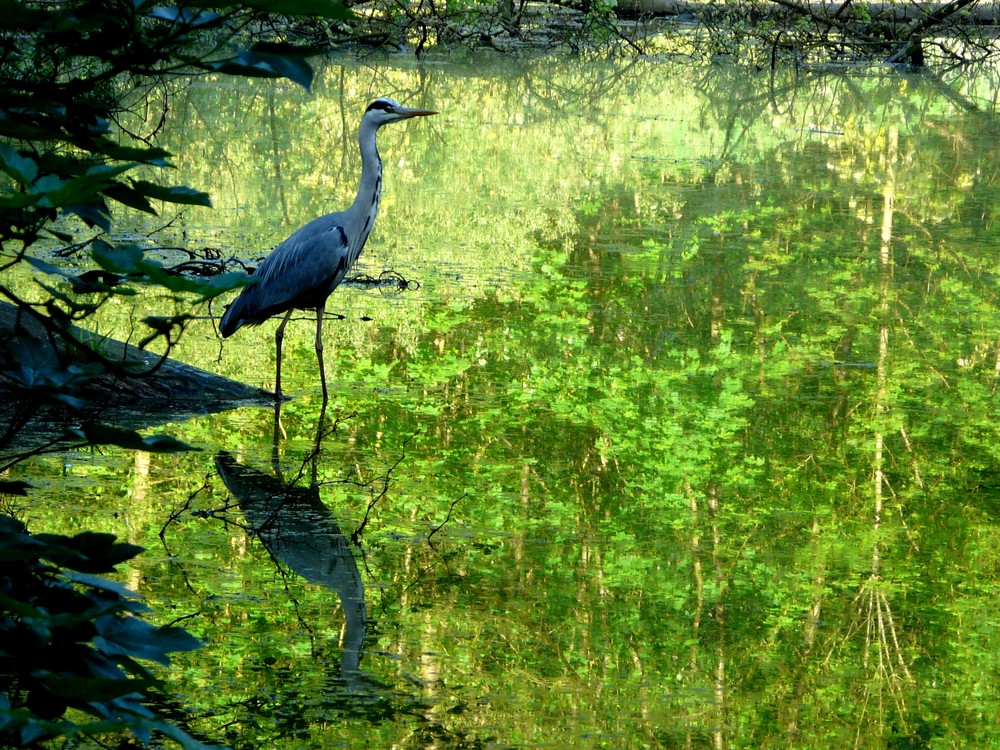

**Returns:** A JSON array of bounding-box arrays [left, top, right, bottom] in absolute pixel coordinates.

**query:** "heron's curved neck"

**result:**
[[348, 119, 383, 259]]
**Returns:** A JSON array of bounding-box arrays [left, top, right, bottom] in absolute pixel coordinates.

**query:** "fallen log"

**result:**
[[0, 300, 274, 455], [0, 300, 272, 408]]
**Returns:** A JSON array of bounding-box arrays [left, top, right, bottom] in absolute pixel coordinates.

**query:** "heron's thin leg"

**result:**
[[311, 399, 328, 485], [274, 308, 294, 401], [315, 305, 328, 403]]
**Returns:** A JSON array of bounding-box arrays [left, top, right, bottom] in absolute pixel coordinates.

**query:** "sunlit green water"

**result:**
[[9, 57, 1000, 748]]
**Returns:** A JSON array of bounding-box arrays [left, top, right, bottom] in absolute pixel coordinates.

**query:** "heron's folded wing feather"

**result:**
[[244, 215, 353, 317]]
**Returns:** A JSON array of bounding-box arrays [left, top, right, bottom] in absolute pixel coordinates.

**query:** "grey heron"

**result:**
[[219, 97, 436, 401]]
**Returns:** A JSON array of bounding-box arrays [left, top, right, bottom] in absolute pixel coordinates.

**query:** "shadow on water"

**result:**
[[215, 450, 369, 678]]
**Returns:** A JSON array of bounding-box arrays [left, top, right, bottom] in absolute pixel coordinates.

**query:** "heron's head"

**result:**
[[364, 97, 437, 126]]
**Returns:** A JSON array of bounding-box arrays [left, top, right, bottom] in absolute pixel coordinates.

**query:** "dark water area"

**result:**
[[8, 57, 1000, 748]]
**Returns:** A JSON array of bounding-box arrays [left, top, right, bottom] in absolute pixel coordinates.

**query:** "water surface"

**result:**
[[11, 57, 1000, 748]]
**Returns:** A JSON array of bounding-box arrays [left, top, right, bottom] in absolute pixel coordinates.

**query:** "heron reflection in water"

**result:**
[[215, 450, 368, 681]]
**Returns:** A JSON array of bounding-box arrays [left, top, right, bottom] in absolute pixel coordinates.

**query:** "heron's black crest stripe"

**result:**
[[366, 99, 394, 113]]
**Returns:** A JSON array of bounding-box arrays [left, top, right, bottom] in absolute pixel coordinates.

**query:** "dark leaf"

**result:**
[[64, 571, 145, 601], [35, 163, 136, 208], [0, 333, 95, 406], [65, 200, 112, 231], [25, 256, 124, 295], [89, 240, 144, 275], [0, 589, 45, 621], [213, 53, 305, 89], [147, 5, 222, 27], [1, 337, 67, 389], [94, 616, 202, 666], [102, 183, 157, 214], [141, 314, 192, 333], [0, 142, 39, 184], [128, 180, 211, 207], [145, 719, 223, 750], [50, 392, 88, 409], [34, 671, 143, 702], [0, 191, 41, 209], [161, 270, 254, 300], [29, 174, 67, 198], [91, 241, 250, 300], [87, 139, 173, 166], [214, 46, 316, 90], [44, 227, 75, 242], [19, 718, 52, 746], [0, 479, 31, 496], [25, 255, 71, 277], [34, 528, 145, 572]]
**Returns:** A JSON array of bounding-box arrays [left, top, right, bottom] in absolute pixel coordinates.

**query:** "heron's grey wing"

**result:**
[[240, 214, 353, 320]]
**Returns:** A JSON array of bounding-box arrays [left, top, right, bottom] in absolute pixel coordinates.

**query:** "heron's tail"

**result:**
[[219, 296, 247, 338]]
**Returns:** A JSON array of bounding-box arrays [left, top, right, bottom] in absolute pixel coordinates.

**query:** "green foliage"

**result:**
[[0, 514, 214, 748]]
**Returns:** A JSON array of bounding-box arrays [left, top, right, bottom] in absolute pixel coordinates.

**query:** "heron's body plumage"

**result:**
[[219, 212, 354, 337]]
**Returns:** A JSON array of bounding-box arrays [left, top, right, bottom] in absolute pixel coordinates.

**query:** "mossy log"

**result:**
[[0, 300, 274, 437]]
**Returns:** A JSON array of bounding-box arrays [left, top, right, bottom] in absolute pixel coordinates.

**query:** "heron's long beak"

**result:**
[[397, 106, 437, 118]]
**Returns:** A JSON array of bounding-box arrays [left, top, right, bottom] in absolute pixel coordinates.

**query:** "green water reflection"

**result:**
[[12, 57, 1000, 748]]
